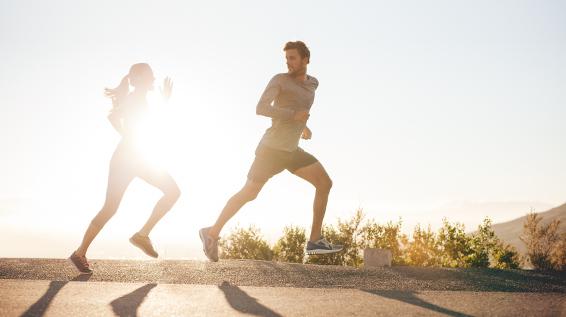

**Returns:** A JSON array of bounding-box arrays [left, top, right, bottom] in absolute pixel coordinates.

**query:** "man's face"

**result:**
[[285, 49, 308, 75]]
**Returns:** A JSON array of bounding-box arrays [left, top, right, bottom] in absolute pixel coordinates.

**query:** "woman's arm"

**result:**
[[107, 110, 124, 135]]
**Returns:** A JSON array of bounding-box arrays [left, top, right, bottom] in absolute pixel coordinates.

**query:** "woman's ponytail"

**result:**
[[104, 74, 130, 108]]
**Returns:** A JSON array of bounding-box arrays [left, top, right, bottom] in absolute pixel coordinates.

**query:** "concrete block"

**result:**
[[363, 248, 392, 268]]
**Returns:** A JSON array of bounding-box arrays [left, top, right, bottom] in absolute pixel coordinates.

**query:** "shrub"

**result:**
[[361, 218, 407, 265], [467, 218, 499, 268], [273, 225, 306, 263], [550, 233, 566, 271], [219, 225, 273, 261], [306, 209, 365, 267], [520, 213, 561, 270], [491, 242, 522, 269], [437, 219, 473, 268], [405, 224, 440, 266]]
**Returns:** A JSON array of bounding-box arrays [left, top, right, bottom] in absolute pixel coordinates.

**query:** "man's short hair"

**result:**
[[284, 41, 310, 62]]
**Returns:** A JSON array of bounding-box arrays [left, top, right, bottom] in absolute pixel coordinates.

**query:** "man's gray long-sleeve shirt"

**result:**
[[256, 73, 319, 152]]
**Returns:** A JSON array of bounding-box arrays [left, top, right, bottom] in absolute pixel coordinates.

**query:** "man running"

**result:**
[[199, 41, 342, 262]]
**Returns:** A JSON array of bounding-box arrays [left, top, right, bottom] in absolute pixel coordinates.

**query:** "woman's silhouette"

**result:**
[[70, 63, 181, 273]]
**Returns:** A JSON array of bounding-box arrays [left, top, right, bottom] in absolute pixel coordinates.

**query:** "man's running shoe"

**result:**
[[306, 237, 344, 255], [69, 251, 93, 274], [199, 227, 219, 262], [129, 233, 159, 258]]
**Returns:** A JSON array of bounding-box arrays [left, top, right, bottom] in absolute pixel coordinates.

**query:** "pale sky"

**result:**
[[1, 0, 565, 259]]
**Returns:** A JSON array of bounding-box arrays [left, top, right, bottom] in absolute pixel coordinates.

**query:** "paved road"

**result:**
[[1, 258, 565, 316], [2, 258, 566, 291]]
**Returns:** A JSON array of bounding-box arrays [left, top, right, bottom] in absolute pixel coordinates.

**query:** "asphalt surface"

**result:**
[[2, 258, 566, 292], [1, 258, 565, 316], [2, 280, 566, 317]]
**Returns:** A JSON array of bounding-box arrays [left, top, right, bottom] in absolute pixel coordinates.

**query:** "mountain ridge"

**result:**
[[492, 202, 566, 254]]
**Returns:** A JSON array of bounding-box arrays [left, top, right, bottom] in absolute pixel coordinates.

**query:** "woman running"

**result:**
[[70, 63, 181, 273]]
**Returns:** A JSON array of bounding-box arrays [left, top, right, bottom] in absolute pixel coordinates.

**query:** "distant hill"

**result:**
[[492, 202, 566, 254]]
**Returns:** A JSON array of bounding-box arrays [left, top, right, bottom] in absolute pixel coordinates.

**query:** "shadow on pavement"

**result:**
[[459, 268, 566, 292], [390, 266, 566, 292], [110, 283, 157, 317], [20, 274, 91, 317], [362, 290, 473, 317], [219, 281, 282, 317]]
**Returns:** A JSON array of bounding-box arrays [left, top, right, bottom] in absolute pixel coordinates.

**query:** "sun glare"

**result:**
[[132, 96, 173, 170]]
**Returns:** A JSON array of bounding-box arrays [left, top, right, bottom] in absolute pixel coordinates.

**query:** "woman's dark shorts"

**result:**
[[247, 145, 318, 183]]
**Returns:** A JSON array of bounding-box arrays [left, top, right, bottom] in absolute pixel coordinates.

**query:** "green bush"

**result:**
[[467, 218, 499, 268], [219, 225, 273, 261], [437, 218, 473, 268], [305, 210, 407, 267], [306, 209, 365, 267], [491, 242, 522, 269], [215, 210, 563, 272], [521, 213, 563, 270], [273, 225, 306, 263], [550, 233, 566, 271], [405, 224, 440, 267], [361, 218, 407, 265]]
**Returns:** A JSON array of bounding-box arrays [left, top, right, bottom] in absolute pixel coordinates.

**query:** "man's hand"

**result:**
[[301, 126, 312, 140], [293, 110, 310, 122], [160, 77, 173, 101]]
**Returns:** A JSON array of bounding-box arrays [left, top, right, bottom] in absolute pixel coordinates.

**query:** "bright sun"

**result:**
[[133, 97, 173, 170]]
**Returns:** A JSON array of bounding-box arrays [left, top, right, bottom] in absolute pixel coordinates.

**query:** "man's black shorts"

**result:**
[[247, 145, 319, 183]]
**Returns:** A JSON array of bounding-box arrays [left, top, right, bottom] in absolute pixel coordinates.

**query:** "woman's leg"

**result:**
[[137, 169, 181, 236], [75, 162, 134, 257]]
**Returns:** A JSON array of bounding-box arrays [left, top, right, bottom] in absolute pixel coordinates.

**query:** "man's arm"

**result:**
[[256, 75, 295, 120]]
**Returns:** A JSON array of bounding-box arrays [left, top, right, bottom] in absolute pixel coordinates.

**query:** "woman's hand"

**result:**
[[160, 77, 173, 101], [104, 88, 120, 107]]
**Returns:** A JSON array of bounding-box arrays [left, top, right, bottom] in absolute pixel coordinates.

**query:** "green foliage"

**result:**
[[467, 218, 499, 268], [273, 225, 306, 263], [361, 218, 407, 265], [521, 212, 563, 270], [437, 218, 473, 268], [306, 209, 365, 267], [219, 225, 273, 261], [550, 233, 566, 271], [405, 224, 441, 267], [491, 242, 522, 269], [216, 209, 566, 272], [305, 209, 407, 267], [404, 217, 522, 269]]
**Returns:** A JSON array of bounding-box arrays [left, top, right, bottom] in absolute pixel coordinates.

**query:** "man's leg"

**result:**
[[199, 179, 265, 262], [292, 161, 333, 242], [209, 179, 265, 239], [201, 145, 281, 261]]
